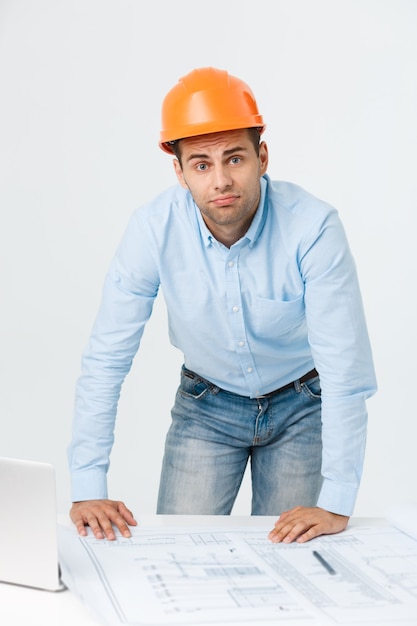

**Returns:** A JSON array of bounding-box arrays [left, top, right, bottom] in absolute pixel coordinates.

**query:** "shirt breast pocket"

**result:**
[[252, 294, 305, 339]]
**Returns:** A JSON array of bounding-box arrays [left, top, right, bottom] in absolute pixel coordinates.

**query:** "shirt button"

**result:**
[[228, 261, 234, 268], [247, 367, 253, 373], [232, 306, 239, 313], [238, 341, 245, 347]]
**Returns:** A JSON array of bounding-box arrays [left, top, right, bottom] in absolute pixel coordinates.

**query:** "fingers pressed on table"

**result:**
[[70, 500, 136, 540], [268, 507, 349, 544]]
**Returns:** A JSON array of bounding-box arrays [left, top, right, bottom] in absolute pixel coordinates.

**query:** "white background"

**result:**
[[1, 0, 416, 517]]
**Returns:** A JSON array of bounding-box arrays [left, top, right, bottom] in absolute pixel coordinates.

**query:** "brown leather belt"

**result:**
[[257, 368, 318, 398]]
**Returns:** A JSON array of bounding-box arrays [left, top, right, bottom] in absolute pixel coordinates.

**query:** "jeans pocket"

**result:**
[[179, 368, 213, 400], [301, 376, 322, 399]]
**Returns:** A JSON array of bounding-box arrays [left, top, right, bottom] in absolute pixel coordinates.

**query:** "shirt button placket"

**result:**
[[225, 253, 260, 394]]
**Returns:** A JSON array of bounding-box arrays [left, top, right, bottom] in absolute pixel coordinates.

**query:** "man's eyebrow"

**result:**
[[186, 145, 249, 163], [223, 145, 248, 156], [186, 152, 208, 163]]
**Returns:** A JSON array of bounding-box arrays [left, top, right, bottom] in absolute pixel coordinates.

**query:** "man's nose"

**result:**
[[212, 164, 232, 190]]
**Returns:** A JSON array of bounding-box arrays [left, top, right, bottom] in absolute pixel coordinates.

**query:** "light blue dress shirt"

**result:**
[[69, 175, 377, 515]]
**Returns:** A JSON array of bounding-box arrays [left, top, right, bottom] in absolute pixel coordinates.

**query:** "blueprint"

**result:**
[[58, 521, 417, 626]]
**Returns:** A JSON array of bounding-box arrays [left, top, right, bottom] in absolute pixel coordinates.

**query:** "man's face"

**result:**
[[173, 129, 268, 246]]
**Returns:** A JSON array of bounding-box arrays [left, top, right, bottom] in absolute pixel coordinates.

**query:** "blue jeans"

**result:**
[[157, 366, 323, 515]]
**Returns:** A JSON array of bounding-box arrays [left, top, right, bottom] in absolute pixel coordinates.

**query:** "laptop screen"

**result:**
[[0, 457, 65, 591]]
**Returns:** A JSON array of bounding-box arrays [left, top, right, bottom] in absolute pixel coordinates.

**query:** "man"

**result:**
[[68, 67, 377, 543]]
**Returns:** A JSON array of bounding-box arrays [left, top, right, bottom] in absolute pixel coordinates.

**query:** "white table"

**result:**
[[2, 514, 417, 626]]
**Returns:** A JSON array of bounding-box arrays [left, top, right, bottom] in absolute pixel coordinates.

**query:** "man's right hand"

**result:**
[[70, 499, 137, 540]]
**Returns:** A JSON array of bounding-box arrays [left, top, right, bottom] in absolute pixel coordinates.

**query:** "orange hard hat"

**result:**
[[159, 67, 265, 154]]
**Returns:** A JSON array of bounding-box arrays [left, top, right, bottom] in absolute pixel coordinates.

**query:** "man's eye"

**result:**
[[230, 157, 241, 165], [197, 163, 208, 171]]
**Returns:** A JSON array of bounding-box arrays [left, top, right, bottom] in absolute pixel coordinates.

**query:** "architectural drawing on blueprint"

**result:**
[[58, 523, 417, 626]]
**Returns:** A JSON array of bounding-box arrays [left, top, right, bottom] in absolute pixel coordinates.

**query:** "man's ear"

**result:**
[[259, 141, 269, 175], [173, 159, 189, 189]]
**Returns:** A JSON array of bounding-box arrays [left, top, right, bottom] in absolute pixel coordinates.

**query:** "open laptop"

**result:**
[[0, 456, 65, 591]]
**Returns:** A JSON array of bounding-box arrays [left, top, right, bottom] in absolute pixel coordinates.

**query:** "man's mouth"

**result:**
[[212, 195, 238, 207]]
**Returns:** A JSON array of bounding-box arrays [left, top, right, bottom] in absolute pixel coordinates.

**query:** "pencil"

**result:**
[[312, 550, 337, 575]]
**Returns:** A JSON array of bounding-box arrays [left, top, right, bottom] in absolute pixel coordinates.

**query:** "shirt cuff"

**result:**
[[316, 478, 358, 517], [71, 469, 108, 502]]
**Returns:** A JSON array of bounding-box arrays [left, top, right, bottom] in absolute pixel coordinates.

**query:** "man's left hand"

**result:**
[[268, 506, 349, 543]]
